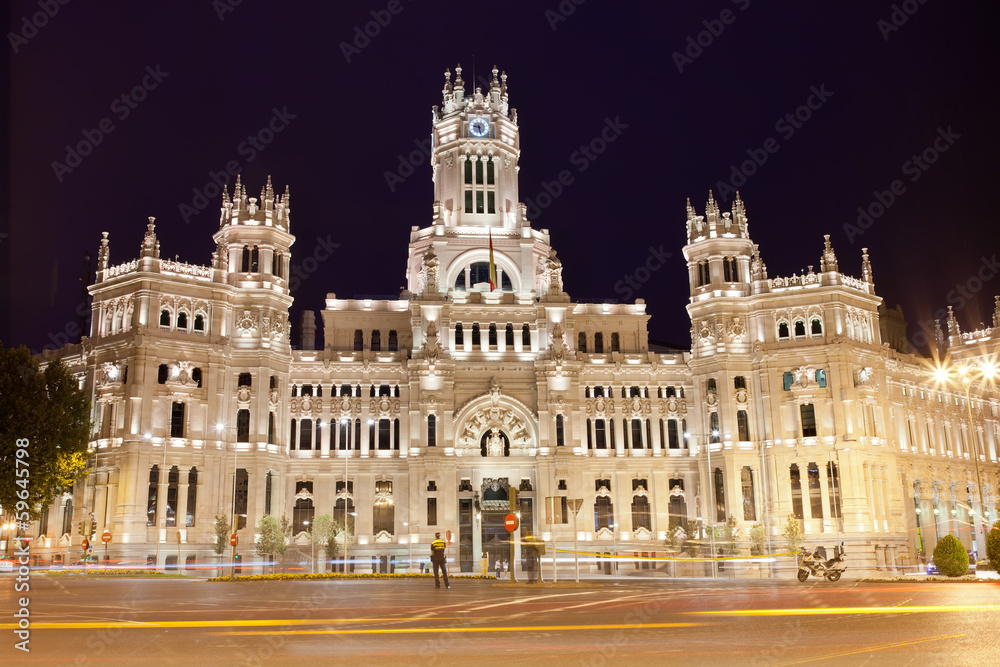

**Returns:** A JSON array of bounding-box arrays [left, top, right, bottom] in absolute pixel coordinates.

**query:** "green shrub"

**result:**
[[932, 534, 969, 577], [986, 521, 1000, 572]]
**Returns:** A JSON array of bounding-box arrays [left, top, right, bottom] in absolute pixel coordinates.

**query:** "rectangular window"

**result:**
[[427, 414, 436, 447], [790, 464, 803, 519], [586, 418, 593, 449], [166, 467, 178, 526], [427, 497, 438, 526], [800, 404, 817, 437], [170, 402, 185, 438], [354, 330, 363, 351], [631, 420, 643, 449], [186, 468, 197, 527], [667, 420, 680, 448], [300, 418, 313, 450], [555, 414, 565, 446], [741, 466, 756, 521], [234, 469, 248, 530], [594, 497, 614, 531], [737, 410, 750, 441], [378, 419, 391, 450], [522, 324, 531, 347], [476, 191, 484, 214], [595, 419, 606, 449], [237, 409, 250, 443], [264, 472, 272, 516], [388, 330, 398, 351], [594, 333, 604, 353], [610, 332, 620, 352], [464, 158, 472, 184], [808, 462, 823, 519], [783, 371, 793, 390], [371, 330, 381, 352], [465, 190, 473, 212]]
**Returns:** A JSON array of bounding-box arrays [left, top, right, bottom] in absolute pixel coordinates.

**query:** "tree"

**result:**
[[0, 344, 90, 516], [719, 514, 743, 556], [932, 534, 969, 577], [309, 514, 342, 571], [256, 514, 290, 571], [212, 515, 230, 556], [781, 515, 805, 554], [986, 521, 1000, 572], [749, 523, 766, 556]]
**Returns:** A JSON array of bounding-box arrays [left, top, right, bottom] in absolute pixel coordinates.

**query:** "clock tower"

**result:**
[[405, 65, 560, 298]]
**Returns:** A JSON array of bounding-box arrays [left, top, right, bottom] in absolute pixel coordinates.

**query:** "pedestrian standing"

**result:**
[[431, 532, 449, 589], [502, 558, 508, 579], [495, 558, 501, 579]]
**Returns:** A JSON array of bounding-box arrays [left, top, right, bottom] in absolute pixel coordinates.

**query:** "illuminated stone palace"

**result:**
[[31, 65, 1000, 576]]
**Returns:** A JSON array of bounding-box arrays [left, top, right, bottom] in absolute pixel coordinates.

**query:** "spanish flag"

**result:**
[[488, 228, 497, 291]]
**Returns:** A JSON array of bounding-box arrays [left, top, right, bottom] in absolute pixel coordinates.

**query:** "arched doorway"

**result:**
[[480, 478, 512, 576]]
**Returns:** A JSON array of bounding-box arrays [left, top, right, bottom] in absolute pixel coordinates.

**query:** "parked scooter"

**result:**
[[797, 544, 846, 582]]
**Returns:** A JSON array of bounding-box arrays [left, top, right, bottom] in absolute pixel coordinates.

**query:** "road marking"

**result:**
[[212, 622, 701, 636], [774, 633, 966, 665], [691, 605, 1000, 616], [466, 590, 597, 612]]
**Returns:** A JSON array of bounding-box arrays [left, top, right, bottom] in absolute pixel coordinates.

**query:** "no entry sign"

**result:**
[[504, 513, 518, 532]]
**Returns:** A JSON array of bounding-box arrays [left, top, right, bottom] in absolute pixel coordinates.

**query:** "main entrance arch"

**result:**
[[452, 378, 539, 457]]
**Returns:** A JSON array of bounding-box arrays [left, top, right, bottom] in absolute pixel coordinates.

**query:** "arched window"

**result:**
[[471, 323, 481, 346], [353, 329, 363, 351], [505, 323, 514, 346], [714, 467, 726, 522], [794, 320, 806, 337], [193, 313, 205, 332], [811, 318, 822, 335], [594, 332, 604, 353], [250, 246, 259, 272], [176, 312, 188, 329], [192, 367, 202, 388], [709, 412, 720, 442], [241, 246, 251, 272], [778, 322, 790, 340], [159, 310, 171, 327], [455, 323, 464, 346], [293, 497, 314, 535], [371, 330, 381, 352], [610, 332, 620, 353], [522, 324, 530, 347], [388, 330, 398, 351], [488, 323, 497, 347]]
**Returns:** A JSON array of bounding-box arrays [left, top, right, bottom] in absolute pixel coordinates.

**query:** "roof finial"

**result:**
[[861, 247, 874, 286]]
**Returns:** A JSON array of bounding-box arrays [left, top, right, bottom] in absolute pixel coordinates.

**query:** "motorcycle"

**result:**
[[797, 544, 846, 582]]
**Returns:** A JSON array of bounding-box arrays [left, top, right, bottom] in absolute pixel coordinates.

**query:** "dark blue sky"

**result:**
[[5, 1, 999, 353]]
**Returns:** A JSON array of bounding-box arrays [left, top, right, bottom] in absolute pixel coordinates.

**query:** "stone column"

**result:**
[[818, 463, 831, 533], [176, 477, 189, 538]]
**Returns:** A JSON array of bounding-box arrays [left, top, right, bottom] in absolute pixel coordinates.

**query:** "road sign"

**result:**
[[81, 538, 89, 550], [101, 531, 112, 543], [445, 529, 452, 543], [504, 513, 518, 532], [230, 533, 238, 547]]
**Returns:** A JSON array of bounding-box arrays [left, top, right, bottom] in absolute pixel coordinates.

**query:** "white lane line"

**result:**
[[467, 590, 599, 612]]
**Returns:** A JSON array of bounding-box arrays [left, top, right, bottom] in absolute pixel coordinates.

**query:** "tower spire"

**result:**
[[820, 234, 839, 272], [861, 247, 874, 286]]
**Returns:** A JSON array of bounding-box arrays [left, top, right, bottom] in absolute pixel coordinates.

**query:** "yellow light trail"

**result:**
[[691, 605, 1000, 616], [213, 622, 700, 636]]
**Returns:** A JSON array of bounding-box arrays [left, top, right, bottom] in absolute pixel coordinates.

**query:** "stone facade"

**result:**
[[30, 66, 1000, 575]]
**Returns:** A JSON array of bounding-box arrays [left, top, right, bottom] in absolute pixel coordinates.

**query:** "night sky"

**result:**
[[5, 1, 999, 354]]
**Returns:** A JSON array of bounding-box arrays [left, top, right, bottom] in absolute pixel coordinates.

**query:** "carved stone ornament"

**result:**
[[486, 428, 505, 457], [237, 310, 257, 336], [370, 396, 401, 418], [99, 362, 122, 386], [728, 317, 745, 342], [699, 321, 714, 344], [587, 396, 615, 418], [856, 366, 874, 386], [735, 388, 749, 405], [790, 367, 818, 390], [549, 322, 567, 362], [300, 396, 313, 414], [237, 386, 252, 406], [269, 389, 279, 407], [705, 390, 718, 408], [422, 320, 441, 364]]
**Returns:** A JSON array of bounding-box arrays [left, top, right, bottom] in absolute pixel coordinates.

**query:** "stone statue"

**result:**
[[545, 250, 563, 293], [423, 246, 439, 293], [487, 428, 505, 457]]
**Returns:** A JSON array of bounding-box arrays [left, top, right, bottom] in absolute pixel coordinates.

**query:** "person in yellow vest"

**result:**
[[431, 532, 449, 588]]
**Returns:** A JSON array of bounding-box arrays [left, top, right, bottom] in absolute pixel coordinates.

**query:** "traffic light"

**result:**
[[78, 520, 86, 536]]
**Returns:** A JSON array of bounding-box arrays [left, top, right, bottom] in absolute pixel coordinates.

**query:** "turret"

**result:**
[[683, 191, 755, 297]]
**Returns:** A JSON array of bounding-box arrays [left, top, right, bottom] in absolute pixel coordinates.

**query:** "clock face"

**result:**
[[469, 118, 489, 137]]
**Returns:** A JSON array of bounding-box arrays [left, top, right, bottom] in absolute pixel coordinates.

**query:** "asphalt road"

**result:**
[[3, 575, 999, 666]]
